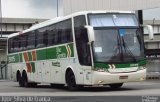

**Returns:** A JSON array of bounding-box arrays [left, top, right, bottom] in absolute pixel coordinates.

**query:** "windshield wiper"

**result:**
[[110, 34, 122, 61], [121, 37, 137, 62]]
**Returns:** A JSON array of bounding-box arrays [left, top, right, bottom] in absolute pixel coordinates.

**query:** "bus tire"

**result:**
[[17, 73, 24, 87], [50, 84, 64, 88], [109, 83, 123, 89], [22, 72, 29, 87], [66, 70, 77, 91], [30, 83, 37, 87]]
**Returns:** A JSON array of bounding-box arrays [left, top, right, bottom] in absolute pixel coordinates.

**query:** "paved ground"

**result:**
[[0, 80, 160, 96], [0, 80, 160, 102]]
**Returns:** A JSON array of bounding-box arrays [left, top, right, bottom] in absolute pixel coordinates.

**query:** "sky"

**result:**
[[1, 0, 160, 20], [143, 8, 160, 20], [1, 0, 58, 19]]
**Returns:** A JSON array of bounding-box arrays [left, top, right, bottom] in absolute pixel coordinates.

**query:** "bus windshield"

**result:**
[[88, 13, 144, 63], [89, 13, 138, 27], [92, 28, 144, 63]]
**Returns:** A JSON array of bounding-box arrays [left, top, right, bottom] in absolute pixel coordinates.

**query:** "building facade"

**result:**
[[59, 0, 160, 16], [0, 18, 46, 62]]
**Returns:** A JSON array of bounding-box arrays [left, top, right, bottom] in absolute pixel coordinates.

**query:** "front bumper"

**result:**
[[91, 69, 146, 85]]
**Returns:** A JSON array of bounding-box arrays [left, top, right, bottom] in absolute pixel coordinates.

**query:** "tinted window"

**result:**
[[8, 34, 27, 53], [20, 34, 27, 51], [89, 14, 138, 27], [36, 28, 48, 48], [27, 31, 35, 50], [60, 20, 73, 43], [48, 25, 57, 46], [8, 19, 73, 53], [74, 15, 91, 66], [47, 19, 73, 46], [8, 38, 13, 53]]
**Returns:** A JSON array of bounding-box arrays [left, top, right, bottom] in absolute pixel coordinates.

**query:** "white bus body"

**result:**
[[7, 11, 147, 90]]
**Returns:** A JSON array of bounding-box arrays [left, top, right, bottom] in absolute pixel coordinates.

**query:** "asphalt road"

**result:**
[[0, 80, 160, 102]]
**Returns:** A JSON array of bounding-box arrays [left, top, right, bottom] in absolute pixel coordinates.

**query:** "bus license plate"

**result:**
[[119, 76, 128, 79]]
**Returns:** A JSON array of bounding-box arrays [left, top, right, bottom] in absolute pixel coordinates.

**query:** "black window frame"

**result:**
[[74, 15, 91, 66], [8, 18, 73, 54]]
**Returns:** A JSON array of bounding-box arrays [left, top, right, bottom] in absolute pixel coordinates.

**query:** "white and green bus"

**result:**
[[7, 11, 153, 90]]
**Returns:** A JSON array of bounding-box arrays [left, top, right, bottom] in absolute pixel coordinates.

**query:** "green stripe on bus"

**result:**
[[28, 52, 32, 61], [58, 46, 68, 58], [19, 53, 23, 62], [94, 60, 147, 69], [138, 60, 147, 66], [30, 62, 35, 73], [36, 49, 46, 60], [8, 43, 74, 63], [8, 54, 19, 63], [46, 47, 57, 59]]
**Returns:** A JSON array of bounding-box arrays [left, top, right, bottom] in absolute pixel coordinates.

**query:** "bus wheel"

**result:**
[[30, 83, 37, 87], [109, 83, 123, 89], [50, 84, 64, 89], [66, 71, 77, 91], [22, 74, 29, 87], [18, 74, 24, 87]]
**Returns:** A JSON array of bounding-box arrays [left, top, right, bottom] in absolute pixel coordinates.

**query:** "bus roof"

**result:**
[[8, 10, 134, 39]]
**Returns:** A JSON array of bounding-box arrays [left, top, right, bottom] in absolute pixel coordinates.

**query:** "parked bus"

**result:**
[[7, 11, 153, 90]]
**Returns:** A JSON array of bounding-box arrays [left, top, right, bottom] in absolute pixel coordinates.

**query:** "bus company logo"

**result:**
[[8, 56, 15, 62], [56, 47, 61, 55], [142, 96, 159, 102], [52, 62, 60, 67], [108, 64, 116, 69], [130, 64, 138, 67]]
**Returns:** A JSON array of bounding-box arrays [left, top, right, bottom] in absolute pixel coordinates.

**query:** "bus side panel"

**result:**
[[35, 61, 42, 83], [49, 60, 55, 83], [7, 64, 14, 81], [61, 58, 72, 84], [42, 61, 51, 83], [63, 58, 92, 85], [11, 63, 22, 82]]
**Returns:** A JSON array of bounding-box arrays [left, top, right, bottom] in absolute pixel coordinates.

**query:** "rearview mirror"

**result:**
[[142, 25, 154, 40], [85, 26, 95, 43]]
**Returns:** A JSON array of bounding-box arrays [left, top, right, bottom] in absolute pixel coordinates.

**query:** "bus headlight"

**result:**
[[138, 66, 146, 70], [94, 68, 108, 72]]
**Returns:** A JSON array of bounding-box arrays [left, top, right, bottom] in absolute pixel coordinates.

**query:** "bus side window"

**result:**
[[47, 30, 53, 46], [54, 28, 58, 45], [27, 31, 35, 50], [20, 34, 27, 51], [74, 15, 91, 66], [48, 24, 56, 46], [9, 38, 14, 53], [57, 23, 62, 44], [43, 30, 48, 46], [61, 19, 73, 43], [13, 37, 20, 52], [36, 28, 48, 48]]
